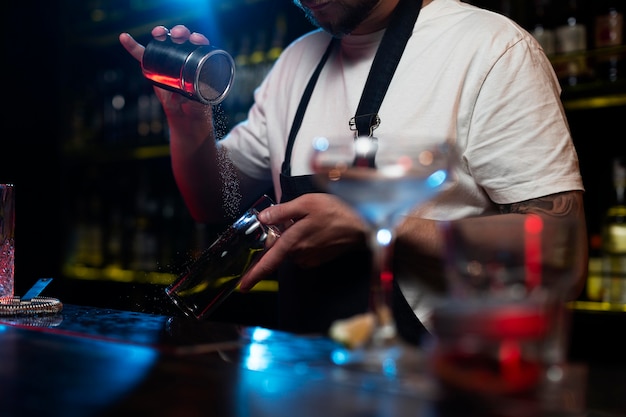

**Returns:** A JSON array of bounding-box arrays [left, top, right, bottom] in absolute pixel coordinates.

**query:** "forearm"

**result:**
[[394, 216, 447, 293], [119, 28, 250, 224], [394, 191, 588, 301]]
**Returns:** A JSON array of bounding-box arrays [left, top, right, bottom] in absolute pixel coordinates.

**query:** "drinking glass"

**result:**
[[431, 215, 584, 398], [165, 195, 281, 320], [0, 184, 15, 303], [310, 134, 456, 373]]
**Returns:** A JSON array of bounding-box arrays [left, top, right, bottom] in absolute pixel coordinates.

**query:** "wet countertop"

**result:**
[[0, 304, 624, 417]]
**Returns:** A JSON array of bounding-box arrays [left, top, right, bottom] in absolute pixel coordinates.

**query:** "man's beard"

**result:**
[[293, 0, 380, 37]]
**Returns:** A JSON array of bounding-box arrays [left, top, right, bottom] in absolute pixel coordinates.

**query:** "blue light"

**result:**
[[126, 0, 227, 45], [250, 326, 272, 342], [313, 136, 330, 152], [242, 327, 276, 372], [382, 356, 398, 377], [331, 347, 350, 365], [427, 169, 447, 188], [376, 228, 392, 246], [244, 342, 271, 371], [54, 339, 158, 415]]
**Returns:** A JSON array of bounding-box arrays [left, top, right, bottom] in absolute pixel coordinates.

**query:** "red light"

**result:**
[[499, 339, 522, 380], [524, 215, 543, 290], [381, 270, 392, 284], [144, 73, 181, 90]]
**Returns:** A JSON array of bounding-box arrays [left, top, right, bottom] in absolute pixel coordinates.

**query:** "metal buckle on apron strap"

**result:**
[[349, 114, 380, 168], [349, 113, 381, 138]]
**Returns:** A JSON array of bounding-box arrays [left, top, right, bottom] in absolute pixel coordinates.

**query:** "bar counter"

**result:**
[[1, 304, 624, 417]]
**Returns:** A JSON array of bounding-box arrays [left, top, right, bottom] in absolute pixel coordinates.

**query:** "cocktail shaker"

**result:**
[[141, 36, 235, 105]]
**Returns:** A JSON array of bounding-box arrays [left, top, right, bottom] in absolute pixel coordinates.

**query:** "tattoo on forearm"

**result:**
[[499, 192, 579, 217]]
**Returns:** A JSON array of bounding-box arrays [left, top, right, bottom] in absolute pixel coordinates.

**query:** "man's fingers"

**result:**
[[169, 25, 192, 43], [151, 25, 169, 40], [238, 240, 287, 292], [119, 33, 145, 62], [189, 32, 210, 46]]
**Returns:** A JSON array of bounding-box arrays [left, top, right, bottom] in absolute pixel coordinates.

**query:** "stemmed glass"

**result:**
[[310, 134, 455, 374]]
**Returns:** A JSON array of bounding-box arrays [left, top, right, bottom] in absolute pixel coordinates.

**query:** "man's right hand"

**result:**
[[118, 25, 215, 120], [119, 25, 211, 62]]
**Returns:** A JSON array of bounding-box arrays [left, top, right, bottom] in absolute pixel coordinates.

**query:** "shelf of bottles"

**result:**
[[467, 0, 626, 108], [497, 0, 626, 311], [61, 1, 312, 287]]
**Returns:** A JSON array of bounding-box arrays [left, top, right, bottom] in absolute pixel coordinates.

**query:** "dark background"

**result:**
[[5, 2, 64, 289]]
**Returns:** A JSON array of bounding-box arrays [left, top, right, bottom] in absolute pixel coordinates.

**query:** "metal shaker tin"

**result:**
[[141, 36, 235, 105]]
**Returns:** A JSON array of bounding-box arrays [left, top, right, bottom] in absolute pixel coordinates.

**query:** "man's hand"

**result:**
[[119, 25, 214, 121], [119, 25, 211, 62], [238, 193, 370, 291]]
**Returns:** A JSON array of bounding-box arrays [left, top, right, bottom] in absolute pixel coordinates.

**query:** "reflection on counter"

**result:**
[[2, 304, 610, 417]]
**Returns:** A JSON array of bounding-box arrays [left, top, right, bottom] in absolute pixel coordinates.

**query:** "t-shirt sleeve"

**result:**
[[465, 35, 584, 204]]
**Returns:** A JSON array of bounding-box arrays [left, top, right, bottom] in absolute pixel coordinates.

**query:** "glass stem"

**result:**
[[369, 227, 397, 343]]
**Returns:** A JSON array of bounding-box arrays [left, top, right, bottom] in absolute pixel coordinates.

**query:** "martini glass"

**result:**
[[310, 134, 455, 374]]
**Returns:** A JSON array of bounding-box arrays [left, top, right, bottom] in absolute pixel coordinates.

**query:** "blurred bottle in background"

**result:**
[[593, 1, 624, 83], [531, 0, 556, 55], [600, 157, 626, 305], [554, 0, 591, 86]]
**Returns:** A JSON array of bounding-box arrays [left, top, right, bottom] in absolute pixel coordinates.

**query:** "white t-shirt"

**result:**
[[221, 0, 584, 327]]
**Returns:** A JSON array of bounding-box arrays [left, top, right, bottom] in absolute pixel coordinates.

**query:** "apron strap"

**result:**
[[281, 38, 338, 177], [276, 0, 430, 344], [352, 0, 423, 139], [281, 0, 423, 173]]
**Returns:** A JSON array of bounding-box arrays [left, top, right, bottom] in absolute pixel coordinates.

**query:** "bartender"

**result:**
[[119, 0, 587, 344]]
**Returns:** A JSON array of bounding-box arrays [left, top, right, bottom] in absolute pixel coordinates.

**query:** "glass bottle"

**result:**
[[554, 0, 590, 86], [585, 234, 603, 302], [601, 157, 626, 305], [593, 1, 624, 83], [531, 0, 556, 56]]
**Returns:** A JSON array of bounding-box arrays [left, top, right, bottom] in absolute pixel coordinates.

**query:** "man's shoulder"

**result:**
[[429, 0, 528, 39], [268, 29, 334, 75], [282, 29, 333, 59], [421, 0, 536, 60]]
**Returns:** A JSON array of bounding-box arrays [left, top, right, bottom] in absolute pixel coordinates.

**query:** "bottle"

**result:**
[[600, 157, 626, 305], [164, 195, 280, 320], [531, 0, 556, 56], [593, 1, 624, 82], [554, 0, 590, 86], [585, 234, 603, 301]]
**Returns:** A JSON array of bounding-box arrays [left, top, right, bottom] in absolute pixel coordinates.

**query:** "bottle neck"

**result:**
[[611, 158, 626, 206], [616, 185, 625, 206]]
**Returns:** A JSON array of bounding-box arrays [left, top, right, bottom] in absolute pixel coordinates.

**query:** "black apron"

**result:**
[[273, 0, 429, 346], [276, 173, 371, 336]]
